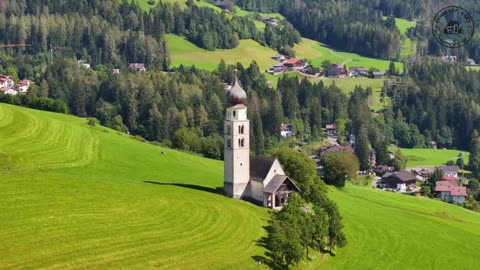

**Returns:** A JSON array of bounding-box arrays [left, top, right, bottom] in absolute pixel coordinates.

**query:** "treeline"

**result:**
[[385, 59, 480, 150], [0, 92, 67, 113], [235, 0, 403, 59]]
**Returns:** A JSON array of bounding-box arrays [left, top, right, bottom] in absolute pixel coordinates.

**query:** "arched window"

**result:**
[[226, 125, 231, 135], [239, 138, 245, 147], [227, 139, 231, 148], [239, 125, 244, 134], [238, 138, 241, 147], [233, 111, 236, 117]]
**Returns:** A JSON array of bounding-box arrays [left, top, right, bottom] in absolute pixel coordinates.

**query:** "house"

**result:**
[[372, 71, 386, 79], [128, 63, 147, 72], [283, 58, 306, 69], [325, 124, 337, 135], [280, 123, 295, 138], [271, 55, 286, 62], [435, 181, 467, 203], [437, 166, 459, 179], [0, 87, 18, 95], [112, 69, 120, 74], [442, 175, 458, 183], [374, 165, 394, 176], [0, 75, 14, 88], [78, 60, 90, 69], [223, 79, 300, 209], [349, 66, 368, 76], [272, 63, 285, 73], [466, 58, 476, 65], [441, 55, 458, 63], [262, 17, 280, 26], [327, 64, 348, 78], [318, 145, 354, 158], [16, 80, 33, 93], [380, 171, 417, 192]]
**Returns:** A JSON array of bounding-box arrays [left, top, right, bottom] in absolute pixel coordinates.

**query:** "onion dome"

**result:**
[[227, 79, 247, 105]]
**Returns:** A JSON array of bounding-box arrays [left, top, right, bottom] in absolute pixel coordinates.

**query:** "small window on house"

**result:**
[[240, 163, 243, 166], [227, 139, 231, 148], [238, 138, 242, 147], [239, 125, 244, 134], [226, 125, 231, 135], [233, 111, 236, 117], [240, 138, 245, 147]]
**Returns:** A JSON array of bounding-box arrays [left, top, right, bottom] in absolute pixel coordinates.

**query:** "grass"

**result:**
[[466, 66, 480, 71], [166, 34, 277, 71], [0, 103, 268, 270], [390, 147, 469, 168], [294, 38, 403, 71], [2, 103, 480, 269]]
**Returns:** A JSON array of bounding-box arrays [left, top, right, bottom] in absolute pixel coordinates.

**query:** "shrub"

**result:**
[[87, 117, 99, 126], [147, 0, 156, 5]]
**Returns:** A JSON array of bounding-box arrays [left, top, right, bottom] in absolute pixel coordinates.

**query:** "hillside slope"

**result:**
[[1, 104, 480, 269], [0, 104, 268, 270]]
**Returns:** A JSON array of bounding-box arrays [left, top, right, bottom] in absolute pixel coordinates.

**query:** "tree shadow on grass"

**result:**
[[252, 224, 286, 270], [144, 181, 222, 194]]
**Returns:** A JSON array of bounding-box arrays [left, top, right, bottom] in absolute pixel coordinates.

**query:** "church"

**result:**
[[223, 79, 300, 209]]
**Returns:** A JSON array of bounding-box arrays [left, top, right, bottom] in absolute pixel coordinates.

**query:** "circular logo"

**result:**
[[432, 6, 475, 48]]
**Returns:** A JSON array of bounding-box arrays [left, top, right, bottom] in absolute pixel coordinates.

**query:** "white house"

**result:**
[[0, 88, 18, 95], [224, 79, 300, 209], [0, 75, 14, 88], [16, 80, 33, 93], [280, 123, 295, 138], [437, 166, 459, 179]]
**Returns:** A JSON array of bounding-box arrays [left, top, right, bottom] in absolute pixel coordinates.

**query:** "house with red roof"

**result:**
[[435, 181, 467, 204], [283, 58, 306, 69], [16, 80, 33, 93], [128, 63, 147, 72]]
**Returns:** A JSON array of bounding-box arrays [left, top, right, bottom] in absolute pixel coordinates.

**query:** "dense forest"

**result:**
[[0, 0, 300, 70]]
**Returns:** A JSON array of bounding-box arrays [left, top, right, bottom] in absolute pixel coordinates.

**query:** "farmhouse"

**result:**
[[327, 64, 348, 78], [317, 145, 354, 158], [379, 171, 416, 192], [372, 71, 386, 79], [272, 63, 285, 73], [349, 66, 368, 76], [0, 87, 17, 95], [224, 79, 300, 209], [262, 17, 280, 26], [437, 166, 459, 178], [271, 54, 286, 61], [129, 63, 147, 72], [325, 124, 337, 135], [16, 80, 33, 93], [283, 58, 306, 69], [435, 181, 467, 203], [280, 123, 295, 138], [0, 75, 14, 88]]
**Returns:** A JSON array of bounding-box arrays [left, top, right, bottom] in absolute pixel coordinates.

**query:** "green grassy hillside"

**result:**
[[391, 147, 470, 168], [2, 104, 480, 270], [166, 34, 277, 71], [0, 103, 267, 269]]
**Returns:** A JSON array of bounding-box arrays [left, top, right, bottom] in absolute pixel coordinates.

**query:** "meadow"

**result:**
[[391, 147, 469, 168], [2, 104, 480, 269]]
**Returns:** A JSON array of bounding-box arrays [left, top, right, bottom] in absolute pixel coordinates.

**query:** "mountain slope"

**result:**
[[2, 103, 480, 270]]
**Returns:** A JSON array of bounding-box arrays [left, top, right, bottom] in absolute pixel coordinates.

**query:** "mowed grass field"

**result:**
[[390, 147, 470, 168], [166, 34, 277, 71], [294, 38, 403, 71], [0, 103, 268, 270], [2, 103, 480, 269]]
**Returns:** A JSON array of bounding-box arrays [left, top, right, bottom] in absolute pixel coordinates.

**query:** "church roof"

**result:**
[[250, 156, 276, 182], [227, 79, 247, 105], [263, 174, 301, 193]]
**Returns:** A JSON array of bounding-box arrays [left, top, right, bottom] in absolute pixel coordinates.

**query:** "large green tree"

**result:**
[[321, 151, 360, 188]]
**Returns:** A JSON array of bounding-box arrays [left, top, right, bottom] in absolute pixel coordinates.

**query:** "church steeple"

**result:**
[[224, 78, 250, 199]]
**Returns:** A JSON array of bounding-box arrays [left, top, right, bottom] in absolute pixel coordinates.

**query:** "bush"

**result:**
[[147, 0, 156, 6], [87, 117, 99, 126], [132, 135, 147, 143]]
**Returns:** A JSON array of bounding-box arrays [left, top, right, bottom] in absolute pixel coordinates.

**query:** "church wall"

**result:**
[[263, 160, 286, 187], [249, 180, 265, 202]]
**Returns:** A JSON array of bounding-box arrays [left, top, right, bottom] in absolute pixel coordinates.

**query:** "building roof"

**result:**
[[250, 157, 277, 182], [129, 63, 146, 69], [318, 145, 354, 155], [226, 79, 247, 105], [381, 171, 416, 182], [435, 181, 467, 196], [373, 71, 386, 76], [437, 166, 460, 173], [325, 124, 336, 129], [280, 123, 293, 131], [284, 58, 303, 65], [442, 175, 457, 182], [263, 174, 300, 193]]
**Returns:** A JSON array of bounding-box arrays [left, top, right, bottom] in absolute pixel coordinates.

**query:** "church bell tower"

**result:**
[[224, 79, 250, 199]]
